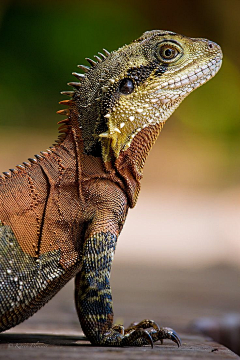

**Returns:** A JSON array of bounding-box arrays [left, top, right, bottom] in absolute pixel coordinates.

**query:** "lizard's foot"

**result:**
[[123, 319, 181, 347], [98, 319, 181, 347]]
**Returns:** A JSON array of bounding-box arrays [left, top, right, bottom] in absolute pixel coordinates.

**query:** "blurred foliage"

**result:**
[[0, 0, 239, 161]]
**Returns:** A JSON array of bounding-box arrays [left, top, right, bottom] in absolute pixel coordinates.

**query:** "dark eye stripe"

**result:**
[[126, 62, 157, 86], [154, 64, 169, 76]]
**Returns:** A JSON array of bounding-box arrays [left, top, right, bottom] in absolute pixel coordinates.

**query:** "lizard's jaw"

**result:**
[[152, 54, 223, 104], [136, 53, 223, 125]]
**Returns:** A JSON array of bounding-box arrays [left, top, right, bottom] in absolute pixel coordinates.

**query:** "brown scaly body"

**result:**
[[0, 30, 222, 347]]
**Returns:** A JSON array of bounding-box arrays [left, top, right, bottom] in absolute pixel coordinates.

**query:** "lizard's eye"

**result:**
[[161, 46, 178, 59], [157, 42, 181, 62], [119, 78, 134, 95]]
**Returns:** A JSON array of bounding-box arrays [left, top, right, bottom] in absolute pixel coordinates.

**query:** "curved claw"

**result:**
[[172, 332, 181, 347], [161, 327, 182, 347], [142, 330, 154, 348]]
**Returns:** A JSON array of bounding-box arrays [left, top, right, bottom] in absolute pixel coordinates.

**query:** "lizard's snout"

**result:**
[[205, 40, 223, 60], [207, 40, 222, 56]]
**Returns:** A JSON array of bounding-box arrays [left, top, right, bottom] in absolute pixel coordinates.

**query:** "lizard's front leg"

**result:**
[[74, 231, 181, 347], [75, 231, 124, 346]]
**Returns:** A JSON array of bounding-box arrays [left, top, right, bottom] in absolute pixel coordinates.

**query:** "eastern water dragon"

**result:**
[[0, 30, 222, 347]]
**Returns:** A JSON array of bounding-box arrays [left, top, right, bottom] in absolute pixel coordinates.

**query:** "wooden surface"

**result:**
[[0, 333, 238, 359], [1, 264, 240, 359]]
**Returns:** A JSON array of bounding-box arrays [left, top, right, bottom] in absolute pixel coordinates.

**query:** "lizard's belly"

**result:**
[[0, 224, 81, 332]]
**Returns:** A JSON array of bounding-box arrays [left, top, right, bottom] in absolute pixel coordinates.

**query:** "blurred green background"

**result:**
[[0, 0, 239, 267]]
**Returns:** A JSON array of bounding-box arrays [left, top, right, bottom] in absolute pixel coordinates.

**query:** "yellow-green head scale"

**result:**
[[72, 30, 222, 162]]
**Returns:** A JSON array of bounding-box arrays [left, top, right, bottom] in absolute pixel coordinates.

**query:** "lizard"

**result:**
[[0, 30, 222, 347]]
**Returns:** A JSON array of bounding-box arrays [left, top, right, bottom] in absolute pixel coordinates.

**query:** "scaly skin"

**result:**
[[0, 30, 222, 347]]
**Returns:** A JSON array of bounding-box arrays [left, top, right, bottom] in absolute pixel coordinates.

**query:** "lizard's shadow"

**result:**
[[0, 333, 91, 347]]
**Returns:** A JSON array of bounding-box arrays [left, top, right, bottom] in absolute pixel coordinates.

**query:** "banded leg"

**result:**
[[74, 231, 181, 347], [75, 231, 124, 346]]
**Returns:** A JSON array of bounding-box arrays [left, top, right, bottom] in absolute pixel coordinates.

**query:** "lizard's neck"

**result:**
[[57, 103, 164, 209], [113, 121, 165, 208]]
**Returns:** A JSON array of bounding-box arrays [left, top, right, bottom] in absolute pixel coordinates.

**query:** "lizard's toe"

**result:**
[[159, 327, 182, 347]]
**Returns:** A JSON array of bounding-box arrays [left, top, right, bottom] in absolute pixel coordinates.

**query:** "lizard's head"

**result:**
[[66, 30, 222, 162]]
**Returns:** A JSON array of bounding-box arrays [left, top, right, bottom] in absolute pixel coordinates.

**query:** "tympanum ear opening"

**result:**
[[119, 78, 134, 95]]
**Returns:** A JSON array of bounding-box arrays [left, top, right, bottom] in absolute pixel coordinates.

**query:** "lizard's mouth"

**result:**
[[151, 55, 222, 105]]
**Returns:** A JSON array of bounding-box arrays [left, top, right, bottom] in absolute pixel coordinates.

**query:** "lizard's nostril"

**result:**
[[208, 41, 214, 50]]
